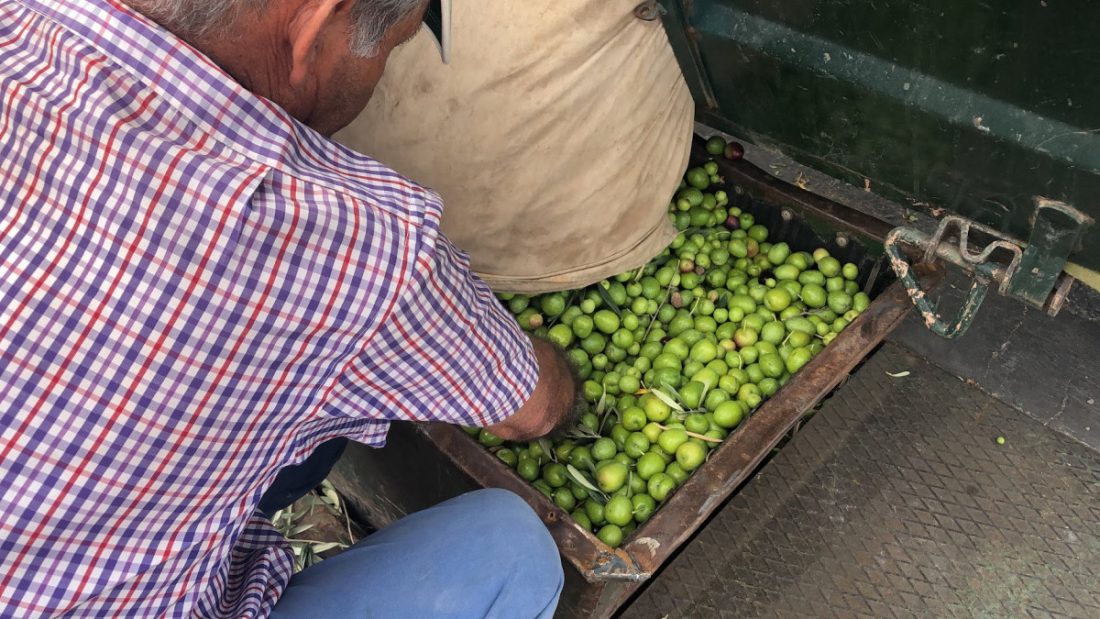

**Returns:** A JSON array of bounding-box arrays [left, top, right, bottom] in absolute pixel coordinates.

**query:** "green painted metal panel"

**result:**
[[661, 0, 1099, 270]]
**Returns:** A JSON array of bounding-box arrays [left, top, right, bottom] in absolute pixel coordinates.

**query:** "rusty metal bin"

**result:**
[[330, 149, 938, 618]]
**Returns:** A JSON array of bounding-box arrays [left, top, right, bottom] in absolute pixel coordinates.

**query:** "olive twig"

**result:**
[[640, 287, 672, 343], [688, 297, 701, 316], [654, 424, 723, 444]]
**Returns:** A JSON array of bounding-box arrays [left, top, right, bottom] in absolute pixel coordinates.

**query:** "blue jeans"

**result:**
[[269, 488, 564, 618], [257, 438, 349, 517]]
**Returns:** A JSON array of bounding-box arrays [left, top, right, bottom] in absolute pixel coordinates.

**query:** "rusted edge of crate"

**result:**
[[419, 264, 942, 588], [708, 145, 895, 244], [422, 424, 652, 583]]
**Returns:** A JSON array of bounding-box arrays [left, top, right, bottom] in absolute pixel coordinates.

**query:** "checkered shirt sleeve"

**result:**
[[0, 0, 539, 616], [328, 226, 539, 434]]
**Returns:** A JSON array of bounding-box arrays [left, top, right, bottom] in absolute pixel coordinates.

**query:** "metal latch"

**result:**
[[633, 0, 667, 21], [884, 198, 1092, 339]]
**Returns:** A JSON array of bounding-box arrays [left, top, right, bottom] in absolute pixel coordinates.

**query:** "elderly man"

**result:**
[[0, 0, 575, 617]]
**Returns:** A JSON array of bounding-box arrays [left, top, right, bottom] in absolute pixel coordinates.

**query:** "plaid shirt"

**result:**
[[0, 0, 538, 616]]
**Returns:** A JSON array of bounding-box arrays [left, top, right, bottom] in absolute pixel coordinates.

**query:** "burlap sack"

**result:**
[[335, 1, 693, 293]]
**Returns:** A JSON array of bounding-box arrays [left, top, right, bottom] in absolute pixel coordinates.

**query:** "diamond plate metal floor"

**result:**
[[622, 343, 1100, 618]]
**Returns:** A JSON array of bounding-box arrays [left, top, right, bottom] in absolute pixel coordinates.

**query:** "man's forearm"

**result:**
[[487, 337, 581, 441]]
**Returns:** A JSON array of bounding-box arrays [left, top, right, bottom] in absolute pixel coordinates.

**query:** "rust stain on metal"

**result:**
[[585, 552, 652, 583], [633, 537, 661, 555], [1045, 274, 1075, 316], [922, 310, 938, 328], [714, 149, 895, 242]]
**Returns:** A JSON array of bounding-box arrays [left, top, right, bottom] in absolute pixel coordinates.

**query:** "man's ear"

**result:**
[[288, 0, 344, 88]]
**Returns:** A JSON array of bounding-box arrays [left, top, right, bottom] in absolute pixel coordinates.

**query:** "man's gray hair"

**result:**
[[128, 0, 424, 57]]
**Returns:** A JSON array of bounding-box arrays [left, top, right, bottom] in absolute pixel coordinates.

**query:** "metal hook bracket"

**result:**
[[884, 198, 1091, 338]]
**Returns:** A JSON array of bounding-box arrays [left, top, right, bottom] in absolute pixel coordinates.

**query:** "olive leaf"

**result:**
[[597, 404, 618, 435], [563, 426, 600, 441], [320, 484, 342, 510], [538, 438, 556, 462], [649, 253, 672, 269], [595, 284, 623, 317], [649, 387, 685, 413], [566, 464, 608, 504], [586, 489, 609, 505], [565, 464, 600, 494], [289, 523, 315, 536]]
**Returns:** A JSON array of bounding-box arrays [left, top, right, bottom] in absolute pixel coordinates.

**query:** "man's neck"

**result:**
[[120, 1, 312, 121]]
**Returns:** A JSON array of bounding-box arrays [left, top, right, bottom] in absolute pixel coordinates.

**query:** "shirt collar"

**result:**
[[18, 0, 302, 166]]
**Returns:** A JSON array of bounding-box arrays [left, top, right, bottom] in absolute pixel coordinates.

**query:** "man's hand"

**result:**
[[486, 337, 580, 441]]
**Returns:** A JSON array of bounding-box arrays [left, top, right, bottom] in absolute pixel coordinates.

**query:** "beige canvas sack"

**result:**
[[335, 1, 693, 292]]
